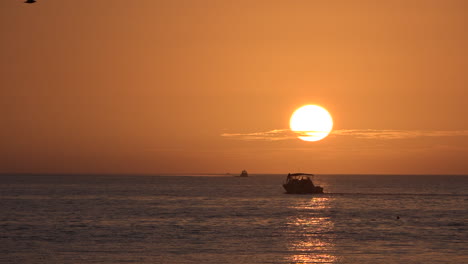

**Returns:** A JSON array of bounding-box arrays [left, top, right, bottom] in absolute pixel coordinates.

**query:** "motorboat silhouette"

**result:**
[[283, 173, 323, 194], [236, 170, 248, 177]]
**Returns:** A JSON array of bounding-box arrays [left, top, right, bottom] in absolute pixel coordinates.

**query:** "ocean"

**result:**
[[0, 174, 466, 263]]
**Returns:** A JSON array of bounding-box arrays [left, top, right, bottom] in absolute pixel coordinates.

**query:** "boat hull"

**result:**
[[283, 183, 324, 194]]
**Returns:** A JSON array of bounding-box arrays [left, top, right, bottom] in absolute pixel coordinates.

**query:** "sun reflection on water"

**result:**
[[285, 197, 340, 263]]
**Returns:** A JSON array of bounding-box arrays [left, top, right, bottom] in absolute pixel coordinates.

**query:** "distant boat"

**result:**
[[283, 173, 323, 194], [236, 170, 248, 177]]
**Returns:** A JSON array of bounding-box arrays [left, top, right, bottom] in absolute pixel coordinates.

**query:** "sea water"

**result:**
[[1, 174, 467, 263]]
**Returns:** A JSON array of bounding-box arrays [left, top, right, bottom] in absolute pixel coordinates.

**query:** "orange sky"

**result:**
[[1, 0, 467, 174]]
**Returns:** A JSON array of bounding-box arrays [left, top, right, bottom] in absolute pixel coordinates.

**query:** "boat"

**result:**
[[283, 173, 323, 194], [237, 170, 248, 177]]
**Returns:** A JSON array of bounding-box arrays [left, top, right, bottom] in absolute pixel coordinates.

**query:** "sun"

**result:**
[[290, 105, 333, 142]]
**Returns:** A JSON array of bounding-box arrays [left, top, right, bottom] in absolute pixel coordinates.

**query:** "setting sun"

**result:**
[[290, 105, 333, 142]]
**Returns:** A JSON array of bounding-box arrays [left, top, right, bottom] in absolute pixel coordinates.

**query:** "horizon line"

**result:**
[[1, 172, 467, 176]]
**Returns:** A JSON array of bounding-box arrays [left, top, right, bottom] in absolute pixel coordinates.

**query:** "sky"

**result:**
[[1, 0, 467, 175]]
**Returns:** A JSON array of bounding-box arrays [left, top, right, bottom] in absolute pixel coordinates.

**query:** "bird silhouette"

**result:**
[[24, 0, 37, 3]]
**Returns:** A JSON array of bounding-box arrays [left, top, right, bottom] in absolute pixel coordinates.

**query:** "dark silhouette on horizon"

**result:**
[[24, 0, 36, 3]]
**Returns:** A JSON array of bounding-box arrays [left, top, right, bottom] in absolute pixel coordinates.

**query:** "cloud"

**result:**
[[221, 129, 295, 141], [221, 129, 468, 141], [333, 129, 468, 139]]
